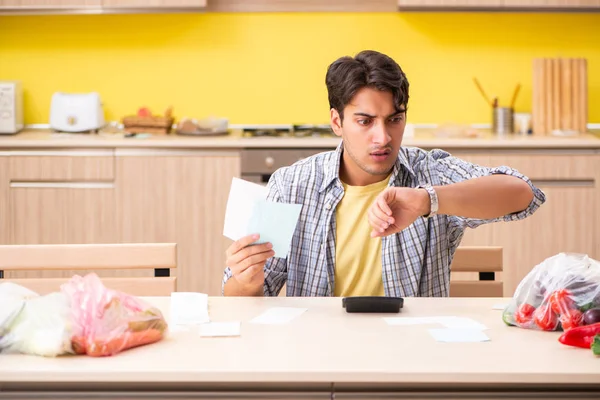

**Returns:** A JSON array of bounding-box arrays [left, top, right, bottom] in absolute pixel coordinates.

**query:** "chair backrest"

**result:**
[[0, 243, 177, 296], [449, 246, 503, 297]]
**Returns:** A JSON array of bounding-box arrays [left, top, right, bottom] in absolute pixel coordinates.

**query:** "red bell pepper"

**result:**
[[558, 322, 600, 349]]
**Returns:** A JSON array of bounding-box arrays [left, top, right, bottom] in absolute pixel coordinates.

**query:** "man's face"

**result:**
[[331, 86, 406, 186]]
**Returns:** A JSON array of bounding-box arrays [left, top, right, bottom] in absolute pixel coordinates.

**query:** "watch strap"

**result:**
[[417, 184, 438, 218]]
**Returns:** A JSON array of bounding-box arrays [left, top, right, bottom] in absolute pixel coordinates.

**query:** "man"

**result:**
[[222, 50, 546, 298]]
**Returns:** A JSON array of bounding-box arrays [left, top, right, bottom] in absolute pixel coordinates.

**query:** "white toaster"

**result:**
[[49, 92, 105, 133]]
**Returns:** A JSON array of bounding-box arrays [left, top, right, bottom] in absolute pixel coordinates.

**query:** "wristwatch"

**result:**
[[416, 184, 438, 219]]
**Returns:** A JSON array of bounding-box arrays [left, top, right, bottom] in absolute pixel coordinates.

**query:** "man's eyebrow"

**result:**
[[353, 110, 406, 118]]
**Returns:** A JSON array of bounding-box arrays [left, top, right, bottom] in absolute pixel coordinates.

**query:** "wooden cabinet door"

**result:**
[[0, 0, 100, 8], [5, 150, 118, 279], [101, 0, 205, 7], [398, 0, 503, 9], [503, 0, 600, 8], [116, 149, 241, 295], [7, 182, 118, 279]]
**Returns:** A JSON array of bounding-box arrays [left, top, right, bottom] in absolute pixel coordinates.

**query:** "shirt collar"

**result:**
[[319, 141, 415, 193]]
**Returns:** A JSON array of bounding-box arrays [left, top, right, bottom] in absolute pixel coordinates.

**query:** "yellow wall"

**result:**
[[1, 12, 599, 125]]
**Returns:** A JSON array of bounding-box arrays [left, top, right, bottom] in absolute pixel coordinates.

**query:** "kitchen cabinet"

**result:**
[[5, 150, 119, 280], [115, 149, 241, 295], [8, 151, 114, 181], [101, 0, 206, 8], [0, 0, 100, 8]]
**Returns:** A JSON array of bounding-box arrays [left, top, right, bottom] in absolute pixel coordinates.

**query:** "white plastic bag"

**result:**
[[0, 282, 39, 342], [0, 292, 73, 357], [503, 253, 600, 331]]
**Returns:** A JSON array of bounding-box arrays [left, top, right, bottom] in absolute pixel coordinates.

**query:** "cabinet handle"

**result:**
[[10, 182, 115, 189], [531, 179, 594, 188], [265, 156, 275, 168], [116, 149, 238, 157], [2, 150, 113, 157]]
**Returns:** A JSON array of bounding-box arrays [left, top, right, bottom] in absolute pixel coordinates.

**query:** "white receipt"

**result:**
[[249, 307, 307, 325], [428, 328, 490, 343], [170, 292, 210, 325], [199, 322, 241, 337], [384, 316, 487, 330]]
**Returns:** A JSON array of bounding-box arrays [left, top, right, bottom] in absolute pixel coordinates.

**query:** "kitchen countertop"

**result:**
[[1, 296, 599, 397], [0, 128, 599, 150]]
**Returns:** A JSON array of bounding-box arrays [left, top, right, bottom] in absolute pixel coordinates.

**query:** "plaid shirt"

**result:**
[[222, 142, 546, 297]]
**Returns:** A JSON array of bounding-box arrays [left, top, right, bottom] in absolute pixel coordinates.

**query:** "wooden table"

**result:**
[[1, 296, 599, 399]]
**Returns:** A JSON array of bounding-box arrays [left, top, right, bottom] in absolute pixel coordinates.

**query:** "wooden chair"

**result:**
[[449, 246, 503, 297], [0, 243, 177, 296]]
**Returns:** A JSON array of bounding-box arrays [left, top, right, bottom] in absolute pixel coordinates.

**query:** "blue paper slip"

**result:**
[[223, 178, 302, 258], [248, 200, 302, 258]]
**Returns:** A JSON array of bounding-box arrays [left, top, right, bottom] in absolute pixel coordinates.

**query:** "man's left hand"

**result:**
[[368, 187, 430, 238]]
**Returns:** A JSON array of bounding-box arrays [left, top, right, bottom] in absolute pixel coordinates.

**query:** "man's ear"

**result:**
[[330, 108, 343, 137]]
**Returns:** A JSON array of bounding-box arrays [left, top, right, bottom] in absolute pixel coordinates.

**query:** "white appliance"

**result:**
[[0, 81, 24, 134], [49, 92, 105, 133]]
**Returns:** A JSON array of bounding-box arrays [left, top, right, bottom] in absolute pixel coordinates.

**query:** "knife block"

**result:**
[[532, 58, 588, 136]]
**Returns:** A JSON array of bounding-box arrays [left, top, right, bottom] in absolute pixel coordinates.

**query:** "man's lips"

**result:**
[[370, 149, 391, 156]]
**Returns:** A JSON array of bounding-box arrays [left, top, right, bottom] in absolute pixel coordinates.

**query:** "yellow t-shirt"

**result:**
[[334, 177, 389, 297]]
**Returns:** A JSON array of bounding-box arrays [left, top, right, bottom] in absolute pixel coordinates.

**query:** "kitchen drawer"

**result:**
[[8, 149, 115, 181], [486, 154, 599, 182], [241, 149, 327, 174]]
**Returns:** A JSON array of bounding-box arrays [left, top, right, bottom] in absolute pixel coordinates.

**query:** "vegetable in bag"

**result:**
[[0, 274, 168, 357], [502, 253, 600, 332]]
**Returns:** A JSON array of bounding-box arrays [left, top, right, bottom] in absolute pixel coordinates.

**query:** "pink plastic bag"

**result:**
[[61, 273, 168, 357]]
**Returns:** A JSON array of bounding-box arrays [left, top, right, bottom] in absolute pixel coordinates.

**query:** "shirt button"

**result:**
[[325, 204, 331, 210]]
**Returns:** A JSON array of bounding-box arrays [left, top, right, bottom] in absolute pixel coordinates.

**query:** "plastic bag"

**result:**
[[0, 282, 42, 351], [63, 273, 168, 357], [0, 273, 168, 357], [0, 291, 72, 357], [502, 253, 600, 331]]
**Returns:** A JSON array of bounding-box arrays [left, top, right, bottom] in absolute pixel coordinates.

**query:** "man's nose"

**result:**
[[372, 122, 391, 145]]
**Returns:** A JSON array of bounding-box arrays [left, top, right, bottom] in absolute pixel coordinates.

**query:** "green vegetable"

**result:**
[[502, 309, 515, 326], [593, 335, 600, 356]]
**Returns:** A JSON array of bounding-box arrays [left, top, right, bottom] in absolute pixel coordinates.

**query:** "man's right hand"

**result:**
[[223, 234, 274, 296]]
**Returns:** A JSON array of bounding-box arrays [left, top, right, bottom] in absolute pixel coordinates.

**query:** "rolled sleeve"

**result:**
[[486, 165, 546, 223]]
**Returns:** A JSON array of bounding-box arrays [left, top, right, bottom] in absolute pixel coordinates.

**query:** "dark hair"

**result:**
[[325, 50, 409, 122]]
